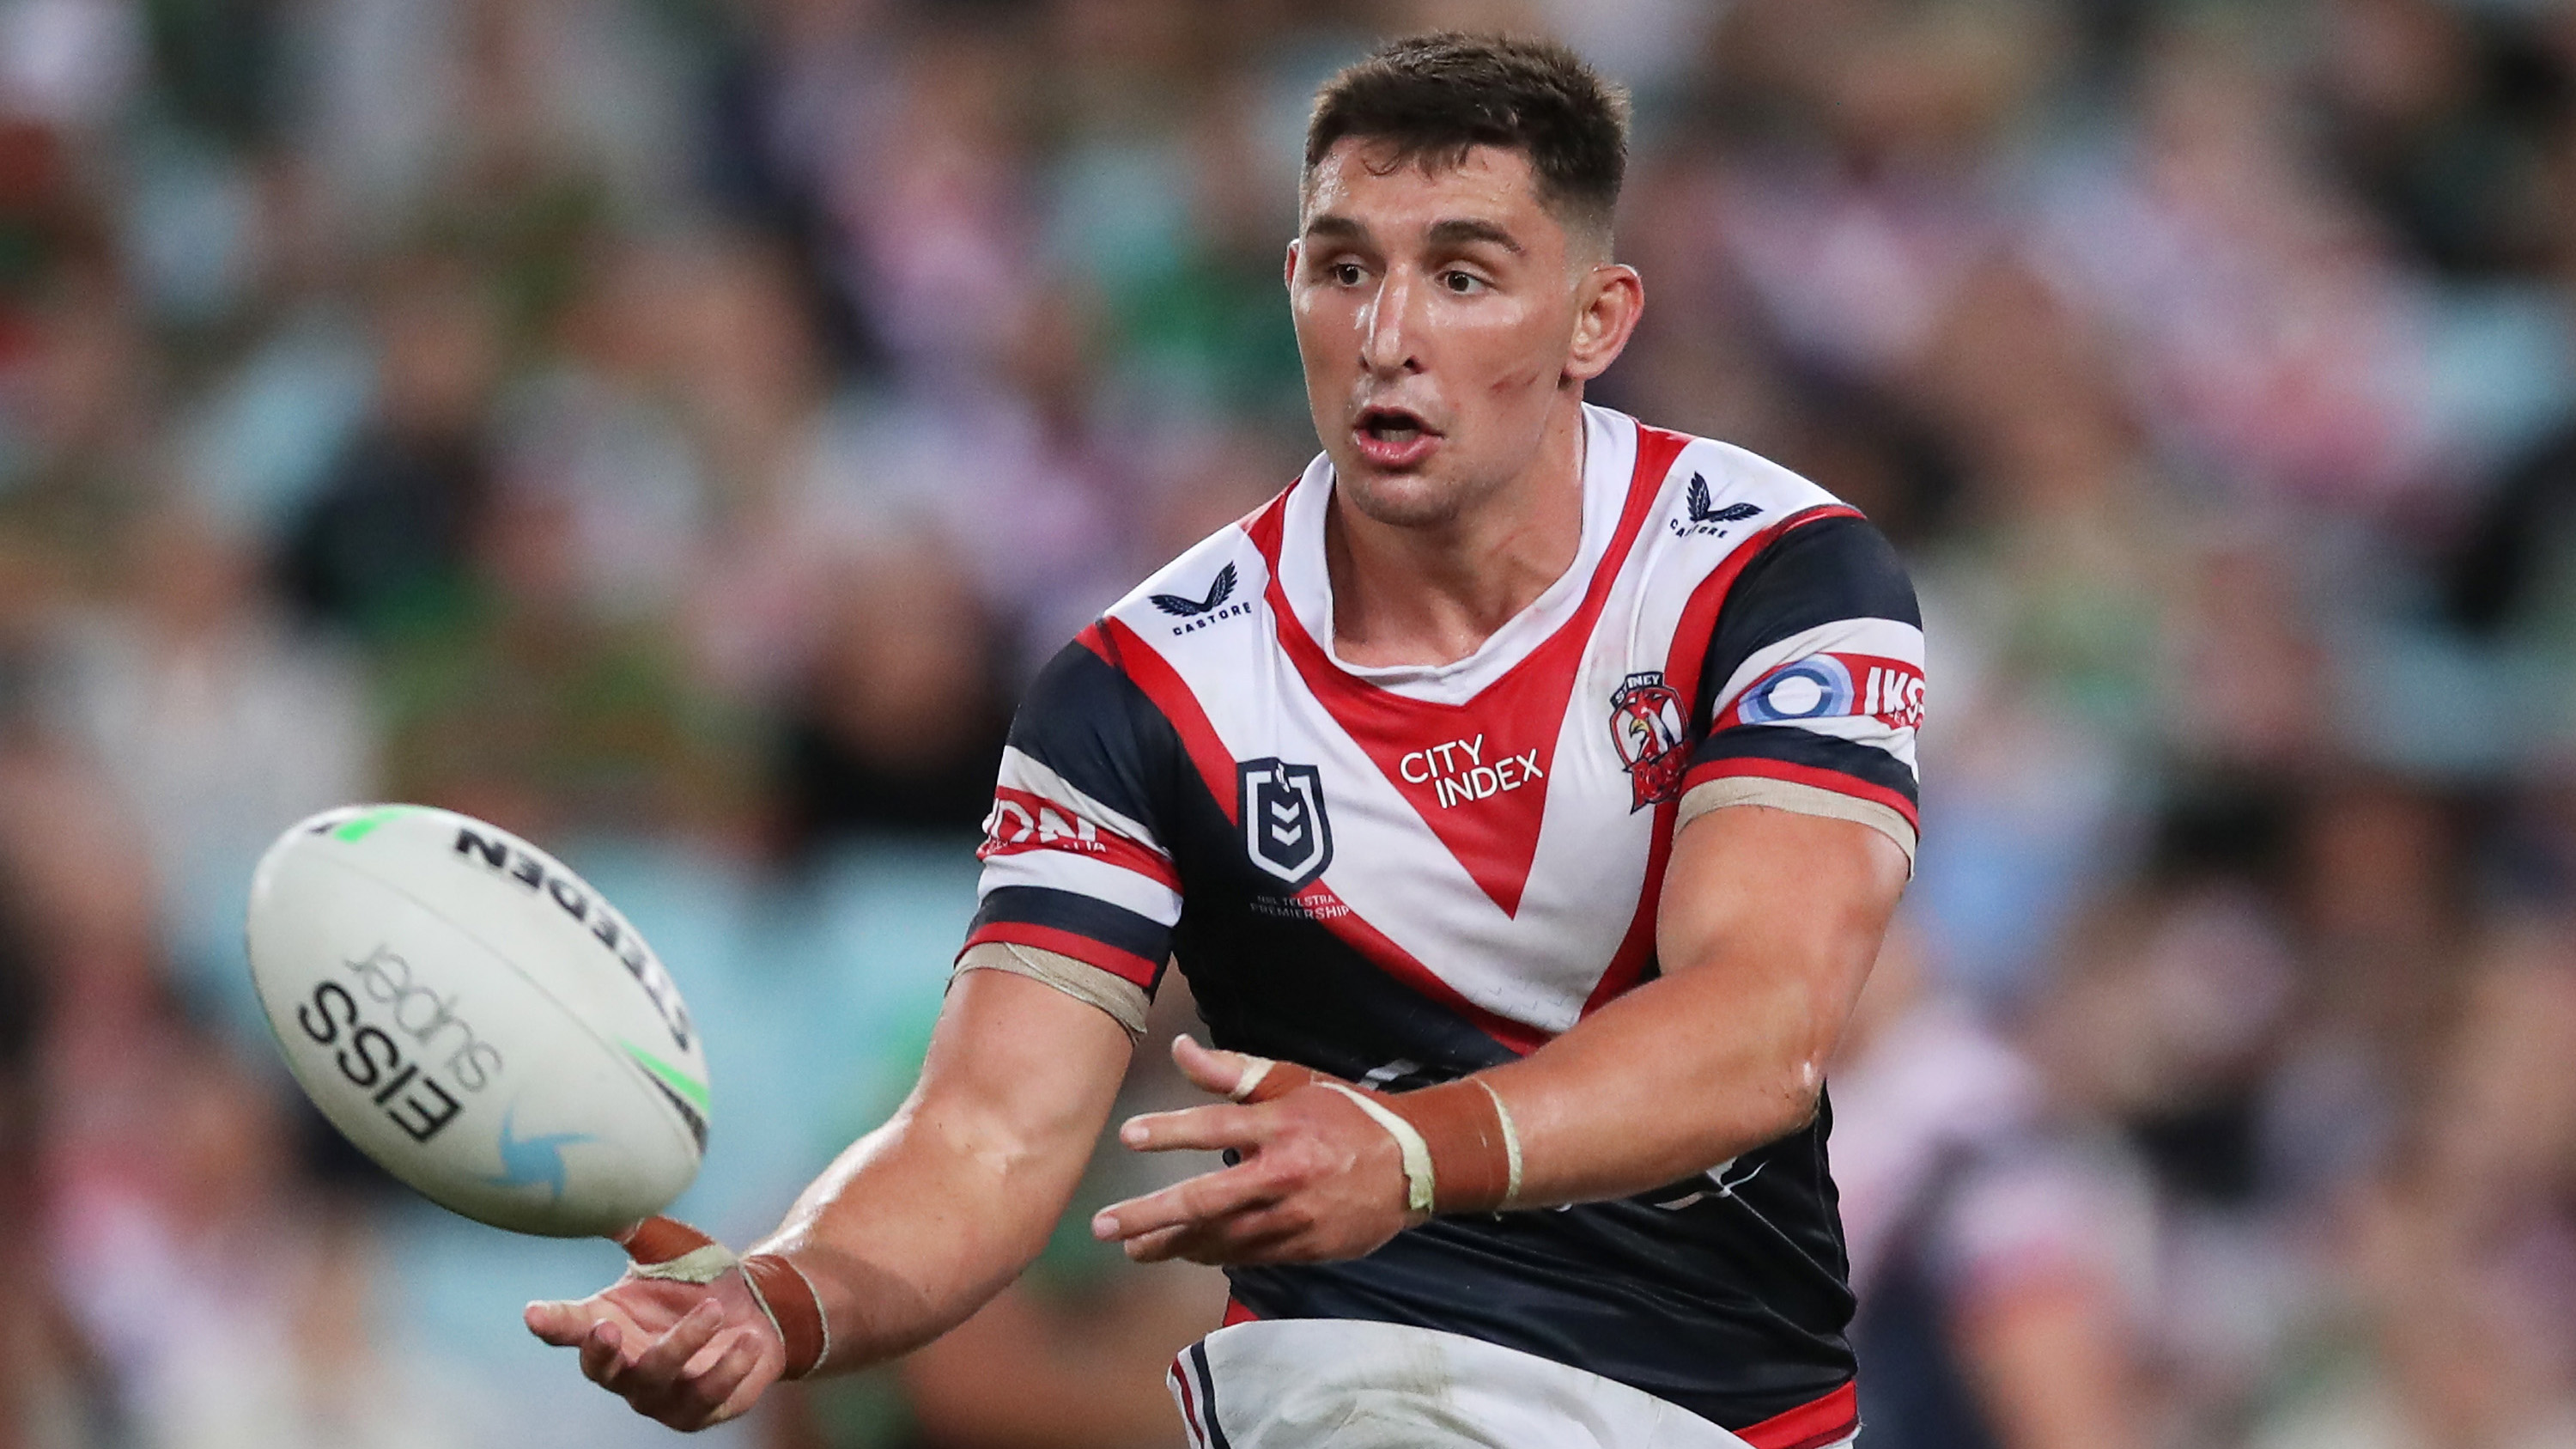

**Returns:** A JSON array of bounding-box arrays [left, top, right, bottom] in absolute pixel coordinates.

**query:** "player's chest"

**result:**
[[1163, 613, 1692, 1002]]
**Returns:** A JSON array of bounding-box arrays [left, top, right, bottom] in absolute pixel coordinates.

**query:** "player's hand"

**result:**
[[525, 1236, 787, 1431], [1092, 1037, 1418, 1266]]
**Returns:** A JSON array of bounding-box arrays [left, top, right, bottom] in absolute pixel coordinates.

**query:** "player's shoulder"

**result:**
[[1092, 484, 1290, 659], [1632, 420, 1853, 554], [1624, 417, 1911, 609]]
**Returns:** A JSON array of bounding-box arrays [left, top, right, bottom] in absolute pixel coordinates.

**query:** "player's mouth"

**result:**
[[1352, 406, 1442, 470]]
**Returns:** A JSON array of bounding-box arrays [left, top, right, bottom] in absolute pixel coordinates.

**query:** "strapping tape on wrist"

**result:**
[[1222, 1053, 1525, 1216], [613, 1217, 831, 1379]]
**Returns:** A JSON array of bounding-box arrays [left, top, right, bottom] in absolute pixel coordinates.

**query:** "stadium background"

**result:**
[[4, 0, 2576, 1444]]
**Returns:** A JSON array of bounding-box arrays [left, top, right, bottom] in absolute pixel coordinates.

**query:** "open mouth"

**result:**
[[1358, 406, 1437, 446]]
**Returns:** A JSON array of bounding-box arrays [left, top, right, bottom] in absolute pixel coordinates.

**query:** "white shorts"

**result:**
[[1166, 1318, 1860, 1449]]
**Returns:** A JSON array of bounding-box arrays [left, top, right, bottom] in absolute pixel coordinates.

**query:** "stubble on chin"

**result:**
[[1335, 466, 1491, 532]]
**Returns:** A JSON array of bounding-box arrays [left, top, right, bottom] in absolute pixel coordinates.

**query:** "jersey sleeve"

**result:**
[[958, 630, 1183, 1027], [1682, 514, 1923, 863]]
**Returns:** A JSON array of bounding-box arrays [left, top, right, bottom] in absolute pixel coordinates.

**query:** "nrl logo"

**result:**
[[1238, 758, 1333, 890], [1608, 671, 1691, 810]]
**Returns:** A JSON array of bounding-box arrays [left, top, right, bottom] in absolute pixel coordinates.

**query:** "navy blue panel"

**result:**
[[1695, 515, 1920, 724], [1690, 724, 1920, 807], [1137, 747, 1524, 1081], [971, 885, 1173, 968], [1010, 639, 1181, 833]]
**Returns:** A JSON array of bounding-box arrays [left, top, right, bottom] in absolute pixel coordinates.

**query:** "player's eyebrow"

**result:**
[[1424, 218, 1523, 255], [1302, 214, 1372, 247]]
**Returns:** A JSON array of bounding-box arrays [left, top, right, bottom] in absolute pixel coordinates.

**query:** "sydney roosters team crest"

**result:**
[[1608, 671, 1691, 810]]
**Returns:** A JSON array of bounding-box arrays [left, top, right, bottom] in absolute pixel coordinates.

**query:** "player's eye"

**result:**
[[1329, 262, 1365, 286], [1441, 270, 1485, 295]]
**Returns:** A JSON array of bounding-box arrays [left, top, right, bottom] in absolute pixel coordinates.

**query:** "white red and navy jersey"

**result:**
[[967, 405, 1923, 1437]]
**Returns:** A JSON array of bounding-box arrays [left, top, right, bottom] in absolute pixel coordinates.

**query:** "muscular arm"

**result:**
[[756, 968, 1135, 1364], [1488, 803, 1908, 1204], [1097, 802, 1907, 1261], [528, 968, 1133, 1427]]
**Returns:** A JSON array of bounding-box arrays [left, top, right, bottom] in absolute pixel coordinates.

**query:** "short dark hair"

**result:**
[[1304, 33, 1630, 244]]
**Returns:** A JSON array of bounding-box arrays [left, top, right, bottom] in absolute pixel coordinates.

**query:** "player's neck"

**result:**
[[1325, 401, 1587, 669]]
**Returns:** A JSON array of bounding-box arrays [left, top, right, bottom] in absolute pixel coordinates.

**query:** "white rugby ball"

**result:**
[[246, 804, 709, 1237]]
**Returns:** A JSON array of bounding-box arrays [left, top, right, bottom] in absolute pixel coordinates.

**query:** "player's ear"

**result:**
[[1284, 238, 1302, 291], [1565, 262, 1642, 384]]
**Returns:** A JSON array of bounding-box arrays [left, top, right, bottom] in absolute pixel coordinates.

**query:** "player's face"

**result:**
[[1287, 140, 1639, 529]]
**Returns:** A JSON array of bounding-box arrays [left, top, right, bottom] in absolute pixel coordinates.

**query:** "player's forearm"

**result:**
[[750, 971, 1131, 1373], [744, 1104, 1061, 1368], [1474, 808, 1905, 1209], [1479, 953, 1851, 1206]]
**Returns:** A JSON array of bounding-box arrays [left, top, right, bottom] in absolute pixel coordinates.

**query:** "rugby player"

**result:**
[[530, 33, 1922, 1447]]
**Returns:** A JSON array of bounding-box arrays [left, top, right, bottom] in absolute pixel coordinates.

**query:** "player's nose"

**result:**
[[1358, 271, 1425, 377]]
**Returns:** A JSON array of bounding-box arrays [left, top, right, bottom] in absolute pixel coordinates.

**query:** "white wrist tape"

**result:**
[[1474, 1078, 1525, 1209], [626, 1242, 740, 1285], [1317, 1081, 1436, 1217]]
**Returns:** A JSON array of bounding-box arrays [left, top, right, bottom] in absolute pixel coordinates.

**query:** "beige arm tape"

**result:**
[[1677, 776, 1917, 871], [1316, 1081, 1437, 1217], [953, 941, 1151, 1038]]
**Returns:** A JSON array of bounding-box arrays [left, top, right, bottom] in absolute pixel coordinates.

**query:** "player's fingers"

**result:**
[[579, 1318, 630, 1385], [1172, 1036, 1337, 1104], [1170, 1034, 1267, 1097], [706, 1350, 773, 1422], [1094, 1160, 1278, 1240], [1119, 1222, 1193, 1262], [666, 1327, 766, 1431], [618, 1299, 726, 1392], [1118, 1101, 1267, 1154], [707, 1353, 778, 1427], [1163, 1208, 1303, 1267], [525, 1298, 605, 1347]]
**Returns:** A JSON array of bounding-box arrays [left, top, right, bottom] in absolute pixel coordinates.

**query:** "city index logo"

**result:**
[[1400, 734, 1544, 810]]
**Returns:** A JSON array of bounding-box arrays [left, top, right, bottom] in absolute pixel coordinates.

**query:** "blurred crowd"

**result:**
[[3, 0, 2576, 1446]]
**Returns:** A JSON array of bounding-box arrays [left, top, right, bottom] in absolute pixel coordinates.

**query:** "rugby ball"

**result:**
[[245, 805, 709, 1237]]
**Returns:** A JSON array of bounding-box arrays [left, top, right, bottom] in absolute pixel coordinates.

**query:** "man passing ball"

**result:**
[[529, 33, 1921, 1447]]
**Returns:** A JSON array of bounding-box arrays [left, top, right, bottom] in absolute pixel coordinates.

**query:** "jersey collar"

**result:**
[[1269, 404, 1640, 706]]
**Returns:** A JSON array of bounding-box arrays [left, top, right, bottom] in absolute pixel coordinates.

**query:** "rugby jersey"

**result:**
[[963, 404, 1923, 1436]]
